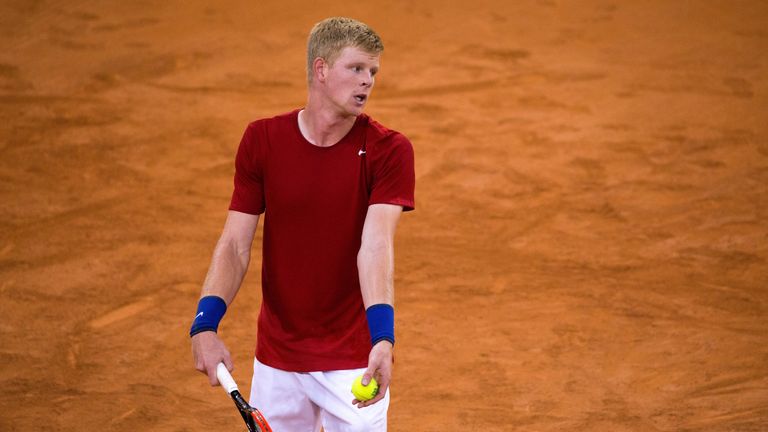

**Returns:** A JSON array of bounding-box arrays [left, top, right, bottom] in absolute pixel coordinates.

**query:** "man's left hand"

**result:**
[[353, 340, 393, 408]]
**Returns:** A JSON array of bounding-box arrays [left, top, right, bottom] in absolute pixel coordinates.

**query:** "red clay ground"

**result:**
[[1, 1, 767, 431]]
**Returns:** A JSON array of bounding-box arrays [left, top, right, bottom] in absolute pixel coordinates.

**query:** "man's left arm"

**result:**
[[355, 203, 403, 407]]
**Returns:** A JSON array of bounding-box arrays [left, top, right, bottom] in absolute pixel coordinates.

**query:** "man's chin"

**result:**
[[344, 105, 365, 117]]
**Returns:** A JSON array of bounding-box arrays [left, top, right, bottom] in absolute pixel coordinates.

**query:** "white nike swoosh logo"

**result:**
[[358, 149, 366, 156], [195, 312, 204, 319]]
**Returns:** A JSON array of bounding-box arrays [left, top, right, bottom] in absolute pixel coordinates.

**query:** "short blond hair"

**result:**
[[307, 17, 383, 82]]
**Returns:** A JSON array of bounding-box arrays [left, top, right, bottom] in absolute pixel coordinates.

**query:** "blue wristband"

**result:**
[[189, 296, 227, 337], [366, 304, 395, 346]]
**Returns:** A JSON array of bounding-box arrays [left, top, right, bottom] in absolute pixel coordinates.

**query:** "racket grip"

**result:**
[[216, 362, 239, 394]]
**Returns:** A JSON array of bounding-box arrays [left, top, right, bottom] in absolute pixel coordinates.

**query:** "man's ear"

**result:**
[[312, 57, 327, 83]]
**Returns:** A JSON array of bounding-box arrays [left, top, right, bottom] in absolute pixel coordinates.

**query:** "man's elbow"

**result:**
[[216, 233, 252, 268], [358, 237, 392, 261]]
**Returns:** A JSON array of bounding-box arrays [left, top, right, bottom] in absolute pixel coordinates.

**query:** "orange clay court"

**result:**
[[1, 1, 766, 431]]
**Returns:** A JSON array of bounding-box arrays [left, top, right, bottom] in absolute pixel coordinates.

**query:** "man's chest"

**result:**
[[262, 141, 368, 215]]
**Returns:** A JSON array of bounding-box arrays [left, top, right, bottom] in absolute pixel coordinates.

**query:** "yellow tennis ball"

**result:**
[[351, 375, 379, 401]]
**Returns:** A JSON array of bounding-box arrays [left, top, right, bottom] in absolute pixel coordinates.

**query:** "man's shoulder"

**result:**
[[237, 110, 300, 154], [246, 109, 299, 131], [363, 114, 412, 149]]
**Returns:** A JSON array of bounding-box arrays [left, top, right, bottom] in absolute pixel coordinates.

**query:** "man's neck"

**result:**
[[298, 102, 358, 147]]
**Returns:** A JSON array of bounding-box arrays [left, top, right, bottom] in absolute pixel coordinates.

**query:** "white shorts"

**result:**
[[249, 358, 389, 432]]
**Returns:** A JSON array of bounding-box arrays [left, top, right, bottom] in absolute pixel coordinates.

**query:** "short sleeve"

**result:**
[[229, 124, 266, 215], [369, 133, 416, 211]]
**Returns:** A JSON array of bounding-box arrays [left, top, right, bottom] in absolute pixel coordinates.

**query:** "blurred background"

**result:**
[[1, 1, 766, 430]]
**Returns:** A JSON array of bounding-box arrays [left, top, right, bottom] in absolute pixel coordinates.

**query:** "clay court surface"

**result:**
[[1, 1, 767, 430]]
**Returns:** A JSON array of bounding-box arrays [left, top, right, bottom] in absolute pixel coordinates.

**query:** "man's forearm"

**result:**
[[357, 204, 402, 308], [200, 236, 251, 305], [357, 239, 394, 308]]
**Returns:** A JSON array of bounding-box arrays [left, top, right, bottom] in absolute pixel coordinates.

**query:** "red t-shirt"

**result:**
[[229, 109, 415, 372]]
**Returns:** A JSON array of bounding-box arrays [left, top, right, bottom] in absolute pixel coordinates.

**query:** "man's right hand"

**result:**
[[191, 331, 233, 386]]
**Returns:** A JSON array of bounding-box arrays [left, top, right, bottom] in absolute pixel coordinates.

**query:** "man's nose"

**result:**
[[361, 72, 373, 87]]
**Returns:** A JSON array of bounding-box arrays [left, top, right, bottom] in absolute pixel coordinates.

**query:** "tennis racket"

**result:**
[[216, 363, 273, 432]]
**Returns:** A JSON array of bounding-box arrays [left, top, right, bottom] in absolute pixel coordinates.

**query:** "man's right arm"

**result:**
[[191, 210, 260, 386]]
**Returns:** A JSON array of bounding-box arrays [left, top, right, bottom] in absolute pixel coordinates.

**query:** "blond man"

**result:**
[[190, 17, 415, 431]]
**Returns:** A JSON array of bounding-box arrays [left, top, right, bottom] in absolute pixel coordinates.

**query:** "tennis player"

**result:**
[[190, 17, 415, 431]]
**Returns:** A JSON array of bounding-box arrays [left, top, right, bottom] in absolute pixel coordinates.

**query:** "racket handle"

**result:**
[[216, 362, 239, 394]]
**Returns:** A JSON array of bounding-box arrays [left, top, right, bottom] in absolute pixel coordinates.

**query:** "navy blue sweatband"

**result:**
[[189, 296, 227, 337], [366, 303, 395, 346]]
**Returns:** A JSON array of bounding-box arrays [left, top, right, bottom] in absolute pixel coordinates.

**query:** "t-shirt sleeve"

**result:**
[[228, 124, 266, 215], [369, 133, 416, 211]]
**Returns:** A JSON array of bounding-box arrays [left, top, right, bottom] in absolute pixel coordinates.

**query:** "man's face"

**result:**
[[322, 46, 380, 117]]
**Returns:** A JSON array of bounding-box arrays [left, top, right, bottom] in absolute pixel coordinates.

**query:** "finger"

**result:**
[[354, 375, 388, 408], [361, 369, 374, 386], [356, 391, 385, 408], [358, 371, 388, 403], [223, 353, 234, 372], [194, 353, 208, 373], [207, 363, 220, 386], [192, 346, 203, 372], [379, 377, 390, 394]]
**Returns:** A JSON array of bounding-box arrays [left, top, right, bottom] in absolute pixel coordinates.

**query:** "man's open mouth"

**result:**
[[354, 94, 367, 103]]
